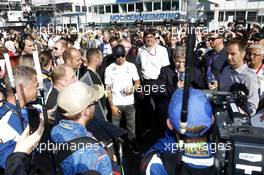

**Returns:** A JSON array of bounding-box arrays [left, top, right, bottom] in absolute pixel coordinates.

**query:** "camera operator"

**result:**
[[210, 37, 260, 116], [140, 88, 216, 175]]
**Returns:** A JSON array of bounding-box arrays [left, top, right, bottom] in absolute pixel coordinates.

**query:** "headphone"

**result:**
[[19, 34, 33, 52]]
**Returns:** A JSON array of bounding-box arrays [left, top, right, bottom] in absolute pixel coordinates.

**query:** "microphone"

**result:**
[[229, 83, 249, 96]]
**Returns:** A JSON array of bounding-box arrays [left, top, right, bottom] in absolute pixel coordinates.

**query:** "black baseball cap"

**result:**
[[251, 32, 264, 41], [112, 44, 126, 58]]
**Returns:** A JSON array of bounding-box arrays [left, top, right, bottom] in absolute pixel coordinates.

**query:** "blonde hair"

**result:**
[[19, 54, 34, 68]]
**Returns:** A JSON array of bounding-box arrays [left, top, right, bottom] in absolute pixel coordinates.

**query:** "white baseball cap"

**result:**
[[57, 82, 104, 117]]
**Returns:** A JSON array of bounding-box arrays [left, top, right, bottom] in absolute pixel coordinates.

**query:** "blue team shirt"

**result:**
[[51, 119, 113, 175], [144, 131, 215, 175], [0, 102, 29, 169]]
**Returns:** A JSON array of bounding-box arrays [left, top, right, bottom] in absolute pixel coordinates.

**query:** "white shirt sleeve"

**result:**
[[160, 46, 170, 67], [104, 66, 112, 86], [130, 64, 140, 81]]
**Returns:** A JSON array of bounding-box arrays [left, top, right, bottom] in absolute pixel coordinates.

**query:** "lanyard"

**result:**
[[256, 64, 263, 75], [208, 49, 222, 67]]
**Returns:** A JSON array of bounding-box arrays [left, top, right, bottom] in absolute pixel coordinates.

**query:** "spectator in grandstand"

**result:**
[[51, 82, 113, 175], [0, 66, 38, 169], [140, 88, 216, 175]]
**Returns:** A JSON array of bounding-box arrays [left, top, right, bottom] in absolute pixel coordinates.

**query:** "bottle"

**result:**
[[207, 70, 216, 84]]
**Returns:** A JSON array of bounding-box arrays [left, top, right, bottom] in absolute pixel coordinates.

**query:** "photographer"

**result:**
[[140, 88, 216, 175]]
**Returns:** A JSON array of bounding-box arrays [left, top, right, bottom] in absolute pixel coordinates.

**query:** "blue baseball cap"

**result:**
[[168, 88, 213, 137]]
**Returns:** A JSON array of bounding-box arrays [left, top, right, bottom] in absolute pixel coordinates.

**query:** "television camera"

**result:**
[[203, 86, 264, 175]]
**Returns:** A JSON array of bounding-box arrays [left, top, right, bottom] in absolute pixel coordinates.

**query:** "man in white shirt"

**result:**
[[136, 29, 170, 135], [137, 29, 170, 81], [248, 44, 264, 97], [248, 44, 264, 128], [105, 45, 140, 154]]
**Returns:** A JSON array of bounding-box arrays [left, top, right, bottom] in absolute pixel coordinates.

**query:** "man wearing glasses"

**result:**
[[136, 29, 170, 136], [52, 39, 68, 65], [248, 44, 264, 96], [105, 45, 140, 154], [248, 44, 264, 124], [204, 32, 228, 88]]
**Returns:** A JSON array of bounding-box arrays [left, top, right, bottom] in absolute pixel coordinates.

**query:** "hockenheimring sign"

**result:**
[[110, 12, 182, 22]]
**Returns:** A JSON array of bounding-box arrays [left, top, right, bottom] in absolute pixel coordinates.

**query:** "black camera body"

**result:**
[[204, 90, 264, 175]]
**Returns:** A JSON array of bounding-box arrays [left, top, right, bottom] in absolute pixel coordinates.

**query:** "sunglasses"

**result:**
[[88, 100, 98, 107], [115, 54, 126, 58], [209, 38, 219, 41]]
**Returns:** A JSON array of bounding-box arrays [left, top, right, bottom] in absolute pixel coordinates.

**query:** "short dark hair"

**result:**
[[226, 37, 248, 52], [19, 34, 34, 51], [86, 48, 101, 61], [109, 37, 119, 44], [143, 29, 156, 38], [39, 50, 52, 67]]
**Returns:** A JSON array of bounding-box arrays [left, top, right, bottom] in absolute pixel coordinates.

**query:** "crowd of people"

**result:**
[[0, 22, 264, 175]]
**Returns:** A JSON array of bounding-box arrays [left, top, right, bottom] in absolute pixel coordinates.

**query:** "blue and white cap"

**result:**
[[168, 88, 213, 137]]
